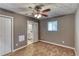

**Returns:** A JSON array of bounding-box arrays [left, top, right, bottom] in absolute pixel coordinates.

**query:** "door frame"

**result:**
[[27, 20, 38, 45], [0, 14, 14, 54]]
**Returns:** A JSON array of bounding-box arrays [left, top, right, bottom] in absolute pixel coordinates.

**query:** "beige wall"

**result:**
[[0, 8, 38, 49], [0, 8, 75, 50], [75, 8, 79, 55], [40, 14, 75, 48]]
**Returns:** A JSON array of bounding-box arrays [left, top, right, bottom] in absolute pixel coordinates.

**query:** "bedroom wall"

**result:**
[[40, 14, 75, 48], [0, 8, 38, 50], [75, 8, 79, 55]]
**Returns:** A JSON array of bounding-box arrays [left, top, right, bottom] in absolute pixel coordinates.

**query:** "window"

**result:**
[[48, 20, 58, 31]]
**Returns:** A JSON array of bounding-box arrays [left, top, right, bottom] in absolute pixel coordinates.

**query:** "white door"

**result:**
[[0, 16, 12, 55], [27, 21, 33, 45], [33, 22, 38, 42]]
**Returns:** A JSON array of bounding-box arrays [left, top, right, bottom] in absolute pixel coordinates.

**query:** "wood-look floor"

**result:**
[[7, 41, 75, 56]]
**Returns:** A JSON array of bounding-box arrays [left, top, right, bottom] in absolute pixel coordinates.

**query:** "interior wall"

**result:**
[[0, 8, 38, 50], [40, 14, 75, 48], [75, 8, 79, 56]]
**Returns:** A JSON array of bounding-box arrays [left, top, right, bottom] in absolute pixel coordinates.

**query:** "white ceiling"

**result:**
[[0, 3, 78, 18]]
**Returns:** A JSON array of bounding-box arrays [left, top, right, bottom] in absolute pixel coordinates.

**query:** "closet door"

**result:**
[[4, 17, 11, 54], [0, 16, 12, 55]]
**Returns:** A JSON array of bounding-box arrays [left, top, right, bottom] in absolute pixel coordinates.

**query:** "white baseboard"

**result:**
[[12, 41, 39, 52], [39, 40, 77, 55], [12, 45, 27, 52], [2, 50, 11, 56], [12, 40, 76, 55], [74, 49, 77, 56], [39, 40, 75, 50]]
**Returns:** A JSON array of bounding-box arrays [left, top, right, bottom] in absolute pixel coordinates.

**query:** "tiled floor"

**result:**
[[7, 41, 75, 56]]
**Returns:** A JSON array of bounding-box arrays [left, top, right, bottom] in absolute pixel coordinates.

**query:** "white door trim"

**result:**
[[0, 14, 14, 54]]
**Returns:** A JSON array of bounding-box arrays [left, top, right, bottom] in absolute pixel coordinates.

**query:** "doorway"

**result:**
[[0, 15, 13, 55], [27, 20, 38, 45]]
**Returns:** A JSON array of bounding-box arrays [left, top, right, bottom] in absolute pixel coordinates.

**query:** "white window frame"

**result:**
[[48, 20, 58, 32]]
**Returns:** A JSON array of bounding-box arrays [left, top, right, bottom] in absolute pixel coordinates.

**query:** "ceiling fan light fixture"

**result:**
[[34, 14, 38, 17], [37, 14, 42, 18], [34, 14, 42, 18]]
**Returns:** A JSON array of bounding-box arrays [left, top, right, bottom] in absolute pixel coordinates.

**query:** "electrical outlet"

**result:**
[[16, 43, 18, 46], [62, 41, 64, 44]]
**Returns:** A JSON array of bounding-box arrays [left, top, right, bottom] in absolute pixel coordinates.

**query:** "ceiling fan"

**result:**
[[28, 4, 51, 18]]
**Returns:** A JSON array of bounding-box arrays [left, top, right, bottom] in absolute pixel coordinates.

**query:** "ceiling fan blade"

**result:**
[[40, 11, 49, 17], [42, 14, 48, 17], [42, 8, 51, 12]]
